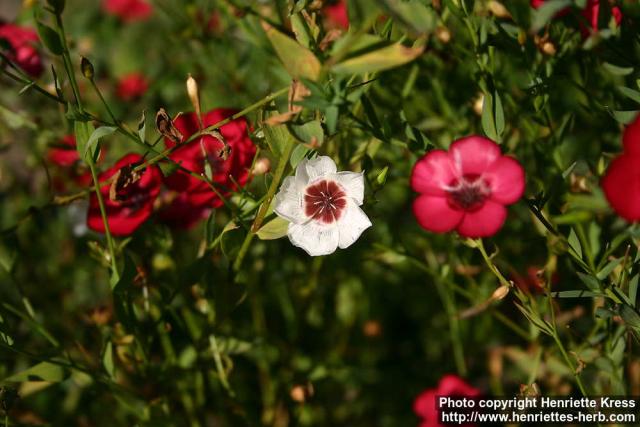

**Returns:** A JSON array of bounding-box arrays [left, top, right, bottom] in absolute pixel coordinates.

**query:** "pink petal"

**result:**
[[411, 150, 457, 196], [413, 195, 464, 233], [448, 136, 502, 176], [456, 200, 507, 238], [484, 156, 525, 205], [623, 114, 640, 156], [602, 154, 640, 222]]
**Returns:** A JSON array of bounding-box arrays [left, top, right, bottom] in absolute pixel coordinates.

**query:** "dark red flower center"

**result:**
[[304, 180, 347, 224], [446, 174, 491, 211]]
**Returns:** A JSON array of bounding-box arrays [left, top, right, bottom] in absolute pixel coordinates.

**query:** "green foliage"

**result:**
[[1, 0, 640, 425]]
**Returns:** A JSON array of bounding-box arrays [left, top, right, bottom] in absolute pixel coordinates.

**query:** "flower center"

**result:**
[[446, 174, 491, 211], [304, 180, 347, 224]]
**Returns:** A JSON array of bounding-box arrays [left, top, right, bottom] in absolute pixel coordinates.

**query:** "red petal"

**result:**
[[602, 154, 640, 222], [623, 114, 640, 156], [448, 136, 501, 176], [484, 156, 525, 205], [411, 150, 457, 196], [413, 195, 464, 233], [456, 200, 507, 238]]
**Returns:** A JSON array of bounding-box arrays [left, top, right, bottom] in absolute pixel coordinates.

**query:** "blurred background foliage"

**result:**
[[1, 0, 640, 425]]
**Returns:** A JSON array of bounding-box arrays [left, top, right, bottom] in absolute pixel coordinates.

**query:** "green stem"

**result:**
[[53, 12, 118, 278], [475, 239, 511, 288], [90, 79, 118, 124], [233, 137, 295, 272]]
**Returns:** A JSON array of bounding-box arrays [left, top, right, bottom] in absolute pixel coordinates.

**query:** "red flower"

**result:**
[[116, 73, 149, 101], [323, 0, 349, 30], [87, 153, 162, 236], [603, 115, 640, 222], [47, 135, 94, 189], [411, 136, 525, 238], [159, 109, 256, 228], [102, 0, 153, 22], [0, 23, 43, 77], [414, 375, 481, 427], [530, 0, 622, 35], [48, 135, 80, 168]]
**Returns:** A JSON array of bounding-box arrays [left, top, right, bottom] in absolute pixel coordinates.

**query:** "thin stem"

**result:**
[[475, 239, 511, 288], [90, 79, 118, 124], [233, 137, 295, 272], [54, 12, 118, 278]]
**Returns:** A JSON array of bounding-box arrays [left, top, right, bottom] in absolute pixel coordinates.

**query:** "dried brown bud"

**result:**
[[81, 56, 94, 80], [109, 164, 142, 202], [155, 108, 184, 143]]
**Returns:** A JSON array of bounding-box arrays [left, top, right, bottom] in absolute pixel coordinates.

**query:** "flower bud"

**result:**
[[251, 157, 271, 175], [186, 74, 202, 122], [488, 1, 510, 19], [47, 0, 65, 14], [491, 285, 510, 301], [435, 26, 451, 44], [80, 56, 94, 80]]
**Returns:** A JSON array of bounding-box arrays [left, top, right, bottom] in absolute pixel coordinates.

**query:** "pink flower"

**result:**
[[602, 114, 640, 222], [530, 0, 622, 35], [411, 136, 525, 238], [116, 73, 149, 101], [323, 0, 349, 30], [102, 0, 153, 22], [0, 23, 43, 77], [414, 375, 480, 427]]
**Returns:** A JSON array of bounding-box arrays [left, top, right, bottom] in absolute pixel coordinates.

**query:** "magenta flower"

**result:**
[[410, 136, 525, 238]]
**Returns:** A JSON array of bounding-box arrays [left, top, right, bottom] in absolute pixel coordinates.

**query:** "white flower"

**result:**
[[274, 156, 372, 256]]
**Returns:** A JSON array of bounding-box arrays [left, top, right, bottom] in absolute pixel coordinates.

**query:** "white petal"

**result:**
[[287, 222, 339, 256], [337, 199, 372, 249], [274, 176, 306, 223], [305, 156, 337, 181], [334, 171, 365, 205], [294, 157, 310, 187]]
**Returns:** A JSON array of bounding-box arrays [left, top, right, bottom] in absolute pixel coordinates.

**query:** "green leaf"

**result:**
[[332, 41, 424, 75], [103, 341, 115, 379], [381, 0, 437, 34], [262, 22, 321, 80], [596, 258, 623, 280], [619, 304, 640, 331], [289, 143, 310, 169], [84, 126, 116, 160], [256, 217, 289, 240], [137, 110, 147, 143], [603, 63, 634, 76], [551, 290, 604, 298], [608, 109, 639, 124], [617, 86, 640, 105], [530, 0, 572, 33], [36, 21, 64, 55], [74, 120, 95, 165], [290, 120, 324, 145], [482, 92, 497, 141], [567, 228, 582, 260], [262, 121, 296, 158], [577, 272, 600, 291], [2, 362, 68, 383]]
